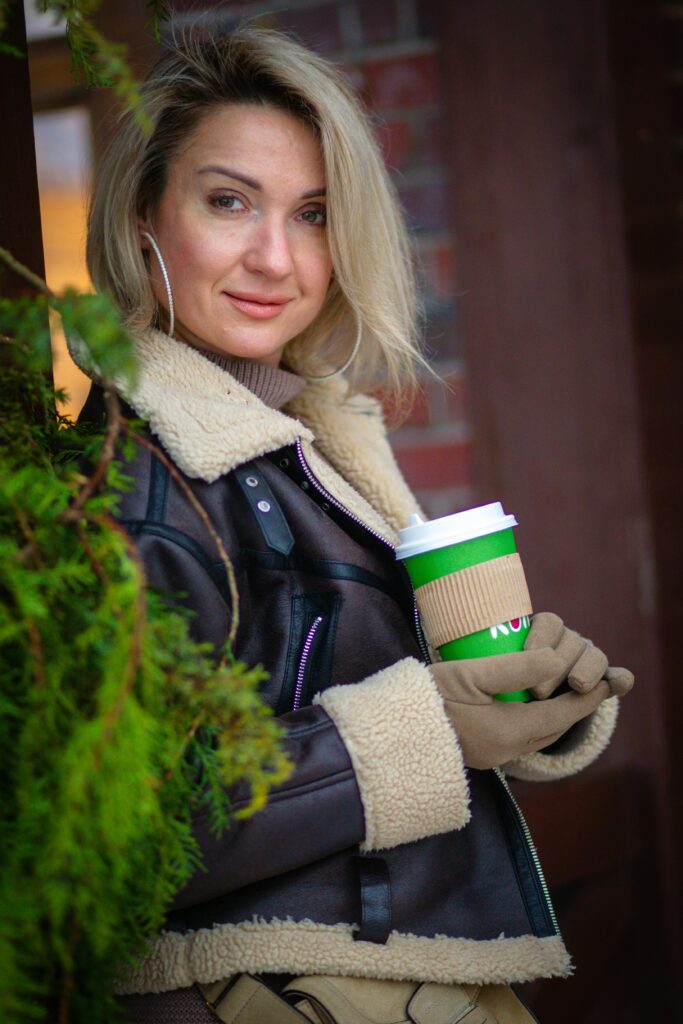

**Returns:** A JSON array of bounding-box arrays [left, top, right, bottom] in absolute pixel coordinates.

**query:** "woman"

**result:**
[[80, 27, 633, 1024]]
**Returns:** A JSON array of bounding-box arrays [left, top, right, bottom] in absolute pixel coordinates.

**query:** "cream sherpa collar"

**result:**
[[105, 329, 314, 484], [72, 329, 421, 537]]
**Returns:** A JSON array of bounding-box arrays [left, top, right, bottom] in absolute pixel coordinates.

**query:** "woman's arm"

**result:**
[[172, 655, 468, 911]]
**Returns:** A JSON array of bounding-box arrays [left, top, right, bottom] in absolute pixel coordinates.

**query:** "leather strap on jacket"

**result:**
[[234, 461, 295, 556], [353, 856, 392, 944]]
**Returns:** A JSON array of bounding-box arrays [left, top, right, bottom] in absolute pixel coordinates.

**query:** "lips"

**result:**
[[223, 291, 291, 319]]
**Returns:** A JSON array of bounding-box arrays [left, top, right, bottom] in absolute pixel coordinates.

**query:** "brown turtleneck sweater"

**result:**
[[201, 351, 306, 410]]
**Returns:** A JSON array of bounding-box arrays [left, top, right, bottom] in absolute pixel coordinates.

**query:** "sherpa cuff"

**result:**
[[314, 658, 470, 851], [502, 696, 619, 782]]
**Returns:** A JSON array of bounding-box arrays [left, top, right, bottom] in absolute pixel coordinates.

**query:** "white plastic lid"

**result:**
[[395, 502, 518, 560]]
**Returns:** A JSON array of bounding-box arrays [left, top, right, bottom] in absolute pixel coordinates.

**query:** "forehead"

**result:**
[[171, 102, 325, 187]]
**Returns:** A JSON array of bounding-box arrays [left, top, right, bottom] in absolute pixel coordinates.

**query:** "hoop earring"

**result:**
[[305, 319, 362, 382], [141, 230, 175, 338]]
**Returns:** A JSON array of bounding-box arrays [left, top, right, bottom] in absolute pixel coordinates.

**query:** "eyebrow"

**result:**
[[197, 165, 326, 200]]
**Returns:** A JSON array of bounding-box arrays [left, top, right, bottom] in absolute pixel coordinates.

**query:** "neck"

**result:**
[[199, 350, 305, 410]]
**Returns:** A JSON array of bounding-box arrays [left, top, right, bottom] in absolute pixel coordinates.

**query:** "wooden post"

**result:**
[[0, 0, 46, 295]]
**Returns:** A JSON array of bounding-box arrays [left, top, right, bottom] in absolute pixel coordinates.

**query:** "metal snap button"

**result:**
[[257, 500, 271, 513], [321, 502, 330, 512], [300, 480, 309, 490], [245, 476, 259, 488], [279, 457, 290, 468]]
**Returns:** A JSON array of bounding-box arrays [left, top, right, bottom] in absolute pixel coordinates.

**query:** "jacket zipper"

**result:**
[[295, 439, 430, 663], [493, 767, 561, 935], [293, 615, 324, 710]]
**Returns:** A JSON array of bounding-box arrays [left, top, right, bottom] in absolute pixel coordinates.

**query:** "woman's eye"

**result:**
[[299, 206, 327, 227], [209, 193, 246, 212]]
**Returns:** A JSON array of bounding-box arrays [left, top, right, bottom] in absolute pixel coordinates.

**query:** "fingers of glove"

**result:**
[[432, 647, 566, 702], [450, 681, 612, 769], [605, 665, 635, 696], [524, 612, 565, 651], [530, 627, 593, 699], [567, 643, 609, 693], [522, 679, 611, 743], [448, 704, 568, 769]]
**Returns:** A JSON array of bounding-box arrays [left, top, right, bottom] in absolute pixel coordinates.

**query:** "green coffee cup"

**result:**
[[396, 503, 532, 702]]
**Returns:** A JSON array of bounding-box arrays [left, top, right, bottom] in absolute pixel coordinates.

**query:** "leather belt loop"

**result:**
[[234, 461, 295, 556], [353, 855, 392, 944]]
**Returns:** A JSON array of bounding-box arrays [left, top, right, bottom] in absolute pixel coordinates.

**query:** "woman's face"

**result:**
[[142, 103, 333, 368]]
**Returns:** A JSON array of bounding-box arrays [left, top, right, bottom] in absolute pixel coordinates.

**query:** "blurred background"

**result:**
[[2, 0, 681, 1019]]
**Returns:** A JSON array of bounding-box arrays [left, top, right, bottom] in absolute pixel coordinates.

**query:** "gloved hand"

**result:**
[[430, 612, 634, 770]]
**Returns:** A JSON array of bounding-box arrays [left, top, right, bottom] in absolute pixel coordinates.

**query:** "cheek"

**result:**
[[157, 209, 239, 283], [303, 247, 333, 304], [169, 230, 228, 277]]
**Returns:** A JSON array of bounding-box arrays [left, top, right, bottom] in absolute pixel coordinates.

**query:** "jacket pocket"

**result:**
[[277, 593, 342, 714]]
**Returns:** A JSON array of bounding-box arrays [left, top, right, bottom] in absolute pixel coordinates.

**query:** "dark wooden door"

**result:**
[[430, 1, 678, 1018]]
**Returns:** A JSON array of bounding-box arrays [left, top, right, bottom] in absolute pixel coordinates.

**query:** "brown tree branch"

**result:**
[[0, 244, 53, 296], [57, 920, 80, 1024], [76, 520, 108, 585], [86, 510, 147, 737], [26, 617, 46, 691], [15, 504, 45, 569], [125, 428, 240, 654], [61, 389, 123, 522]]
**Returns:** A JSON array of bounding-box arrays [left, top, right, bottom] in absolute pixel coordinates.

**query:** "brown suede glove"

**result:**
[[430, 612, 634, 770]]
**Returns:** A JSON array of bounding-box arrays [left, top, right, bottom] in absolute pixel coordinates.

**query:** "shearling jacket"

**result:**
[[78, 329, 619, 996]]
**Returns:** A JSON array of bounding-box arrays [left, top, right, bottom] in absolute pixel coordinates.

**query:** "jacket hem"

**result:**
[[115, 917, 572, 995]]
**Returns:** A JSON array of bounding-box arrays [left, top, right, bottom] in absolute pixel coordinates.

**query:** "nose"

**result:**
[[243, 216, 294, 280]]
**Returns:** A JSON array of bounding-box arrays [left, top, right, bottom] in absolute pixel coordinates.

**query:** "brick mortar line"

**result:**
[[330, 39, 438, 64], [413, 231, 456, 248], [391, 423, 471, 445], [378, 104, 443, 122], [414, 483, 474, 499], [391, 167, 448, 188]]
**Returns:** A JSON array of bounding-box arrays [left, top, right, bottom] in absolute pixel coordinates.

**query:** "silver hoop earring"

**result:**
[[141, 230, 175, 338], [305, 319, 362, 382]]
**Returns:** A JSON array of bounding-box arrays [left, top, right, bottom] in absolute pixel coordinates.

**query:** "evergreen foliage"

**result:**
[[0, 0, 169, 127], [1, 9, 292, 1018], [0, 79, 291, 1024]]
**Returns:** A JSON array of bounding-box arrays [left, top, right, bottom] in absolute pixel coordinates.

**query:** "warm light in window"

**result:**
[[34, 106, 92, 418]]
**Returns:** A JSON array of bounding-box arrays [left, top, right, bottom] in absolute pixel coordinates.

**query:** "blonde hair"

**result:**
[[87, 26, 425, 401]]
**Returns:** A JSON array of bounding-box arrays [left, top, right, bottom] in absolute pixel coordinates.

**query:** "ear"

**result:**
[[138, 218, 152, 249]]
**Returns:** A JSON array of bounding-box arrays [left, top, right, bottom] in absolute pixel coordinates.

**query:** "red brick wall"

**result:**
[[174, 0, 473, 519]]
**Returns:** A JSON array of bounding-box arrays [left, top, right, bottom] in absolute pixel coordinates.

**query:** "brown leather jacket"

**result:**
[[78, 330, 619, 996]]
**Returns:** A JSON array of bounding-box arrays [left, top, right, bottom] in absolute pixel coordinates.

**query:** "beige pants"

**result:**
[[198, 973, 539, 1023]]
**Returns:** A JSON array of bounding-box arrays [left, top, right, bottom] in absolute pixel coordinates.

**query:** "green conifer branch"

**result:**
[[1, 7, 288, 1019], [0, 351, 292, 1019], [0, 280, 290, 1022], [145, 0, 170, 43]]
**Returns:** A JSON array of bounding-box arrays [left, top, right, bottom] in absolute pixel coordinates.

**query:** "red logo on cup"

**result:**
[[490, 615, 530, 640]]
